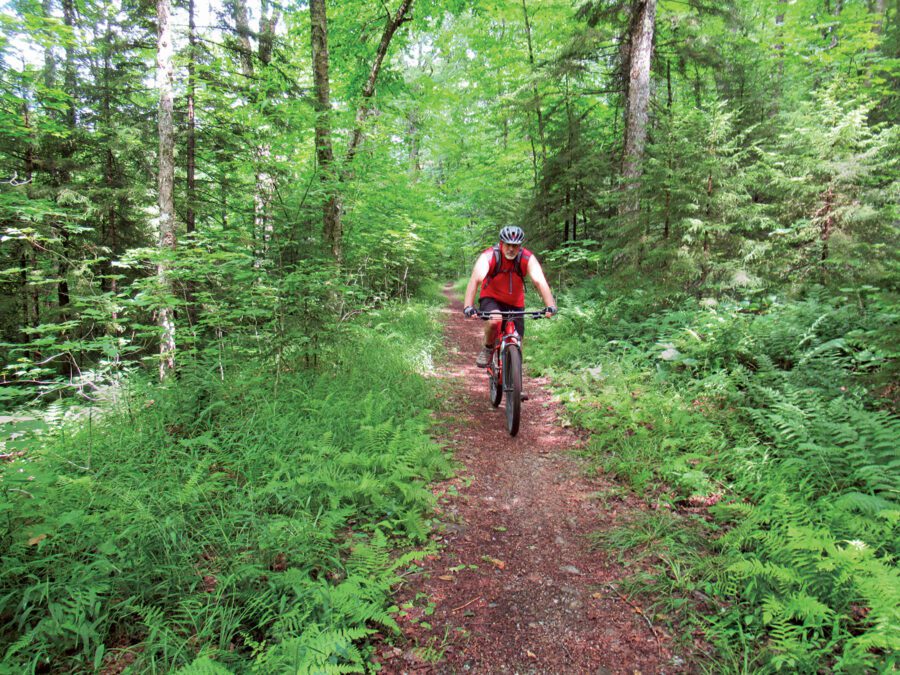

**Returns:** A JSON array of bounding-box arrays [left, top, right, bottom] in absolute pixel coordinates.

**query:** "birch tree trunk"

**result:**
[[620, 0, 657, 215], [156, 0, 176, 379]]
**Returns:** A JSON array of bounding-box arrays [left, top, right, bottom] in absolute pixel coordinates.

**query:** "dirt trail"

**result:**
[[375, 287, 685, 674]]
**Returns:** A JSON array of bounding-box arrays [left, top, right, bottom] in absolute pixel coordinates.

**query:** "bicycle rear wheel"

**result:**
[[504, 345, 522, 436]]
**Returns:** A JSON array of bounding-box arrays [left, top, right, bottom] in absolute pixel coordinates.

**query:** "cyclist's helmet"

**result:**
[[499, 226, 525, 245]]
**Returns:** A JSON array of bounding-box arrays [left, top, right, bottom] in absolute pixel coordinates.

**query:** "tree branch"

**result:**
[[342, 0, 415, 175]]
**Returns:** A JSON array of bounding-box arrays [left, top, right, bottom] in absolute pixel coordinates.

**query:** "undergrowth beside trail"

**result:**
[[0, 299, 452, 673], [529, 282, 899, 673]]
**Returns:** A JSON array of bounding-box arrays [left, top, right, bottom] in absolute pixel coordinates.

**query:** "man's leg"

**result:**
[[483, 318, 500, 348], [476, 315, 500, 367], [476, 299, 502, 367]]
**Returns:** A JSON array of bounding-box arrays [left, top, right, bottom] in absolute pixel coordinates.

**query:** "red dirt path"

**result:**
[[374, 287, 687, 674]]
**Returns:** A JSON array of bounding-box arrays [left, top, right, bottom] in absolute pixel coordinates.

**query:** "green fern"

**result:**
[[173, 655, 235, 674]]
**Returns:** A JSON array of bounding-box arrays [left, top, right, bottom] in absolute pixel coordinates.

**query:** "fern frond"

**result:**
[[173, 655, 234, 674]]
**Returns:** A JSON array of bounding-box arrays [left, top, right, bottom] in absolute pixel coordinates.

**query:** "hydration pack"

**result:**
[[485, 244, 531, 285]]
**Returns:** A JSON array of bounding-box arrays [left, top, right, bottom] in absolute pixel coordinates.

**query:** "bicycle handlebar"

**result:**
[[473, 309, 553, 319]]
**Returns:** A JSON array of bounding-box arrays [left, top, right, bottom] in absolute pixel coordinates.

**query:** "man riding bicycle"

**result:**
[[463, 226, 557, 367]]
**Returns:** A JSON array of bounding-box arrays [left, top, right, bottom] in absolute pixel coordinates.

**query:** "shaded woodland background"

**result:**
[[1, 0, 894, 387]]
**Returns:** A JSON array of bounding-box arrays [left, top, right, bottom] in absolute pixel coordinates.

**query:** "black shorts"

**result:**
[[479, 297, 525, 337]]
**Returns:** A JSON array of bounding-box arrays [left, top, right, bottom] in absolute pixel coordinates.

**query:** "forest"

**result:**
[[0, 0, 897, 671]]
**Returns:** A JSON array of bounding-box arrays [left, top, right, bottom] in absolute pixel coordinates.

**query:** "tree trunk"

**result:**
[[571, 187, 578, 241], [529, 136, 539, 191], [699, 172, 713, 283], [866, 0, 887, 88], [310, 0, 342, 260], [692, 62, 702, 108], [102, 20, 113, 296], [58, 0, 77, 320], [258, 0, 280, 66], [187, 0, 196, 234], [775, 0, 787, 74], [407, 108, 421, 178], [620, 0, 657, 215], [106, 147, 118, 308], [42, 0, 56, 89], [824, 0, 843, 48], [817, 186, 835, 279], [565, 74, 576, 241], [232, 0, 254, 79], [254, 3, 280, 264], [157, 0, 176, 379], [21, 101, 36, 341], [666, 58, 672, 109], [31, 248, 40, 333], [522, 0, 547, 165], [664, 187, 671, 239]]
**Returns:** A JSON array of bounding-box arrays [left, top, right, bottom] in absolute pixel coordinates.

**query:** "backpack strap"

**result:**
[[518, 249, 532, 278], [485, 245, 501, 284], [486, 244, 529, 283]]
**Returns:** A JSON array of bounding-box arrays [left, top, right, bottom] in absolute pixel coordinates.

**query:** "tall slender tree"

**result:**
[[620, 0, 656, 214], [309, 0, 341, 260], [156, 0, 176, 378], [521, 0, 547, 176], [186, 0, 196, 235]]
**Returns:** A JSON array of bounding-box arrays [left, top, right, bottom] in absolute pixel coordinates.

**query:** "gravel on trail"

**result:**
[[373, 286, 689, 674]]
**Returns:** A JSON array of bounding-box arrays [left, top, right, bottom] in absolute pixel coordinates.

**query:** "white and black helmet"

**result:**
[[499, 226, 525, 244]]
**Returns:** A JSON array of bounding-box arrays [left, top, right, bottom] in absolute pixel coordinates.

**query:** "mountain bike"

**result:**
[[474, 309, 548, 437]]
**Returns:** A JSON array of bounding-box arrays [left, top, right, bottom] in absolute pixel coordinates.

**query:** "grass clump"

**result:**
[[0, 300, 452, 673], [530, 283, 899, 673]]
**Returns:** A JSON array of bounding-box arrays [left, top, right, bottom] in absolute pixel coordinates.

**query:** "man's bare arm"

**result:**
[[464, 252, 492, 308], [526, 256, 556, 309]]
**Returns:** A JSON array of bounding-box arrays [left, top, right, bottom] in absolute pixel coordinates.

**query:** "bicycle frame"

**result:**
[[496, 319, 520, 390]]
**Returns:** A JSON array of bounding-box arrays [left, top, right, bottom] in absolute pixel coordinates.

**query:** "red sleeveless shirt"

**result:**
[[479, 246, 532, 307]]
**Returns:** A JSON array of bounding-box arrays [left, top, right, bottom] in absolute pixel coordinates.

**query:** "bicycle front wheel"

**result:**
[[504, 345, 522, 436], [489, 350, 502, 407]]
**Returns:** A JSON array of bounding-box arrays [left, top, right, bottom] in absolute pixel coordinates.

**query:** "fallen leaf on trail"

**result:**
[[482, 556, 506, 570], [591, 592, 604, 599], [438, 575, 455, 581], [526, 650, 537, 659], [27, 534, 47, 546]]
